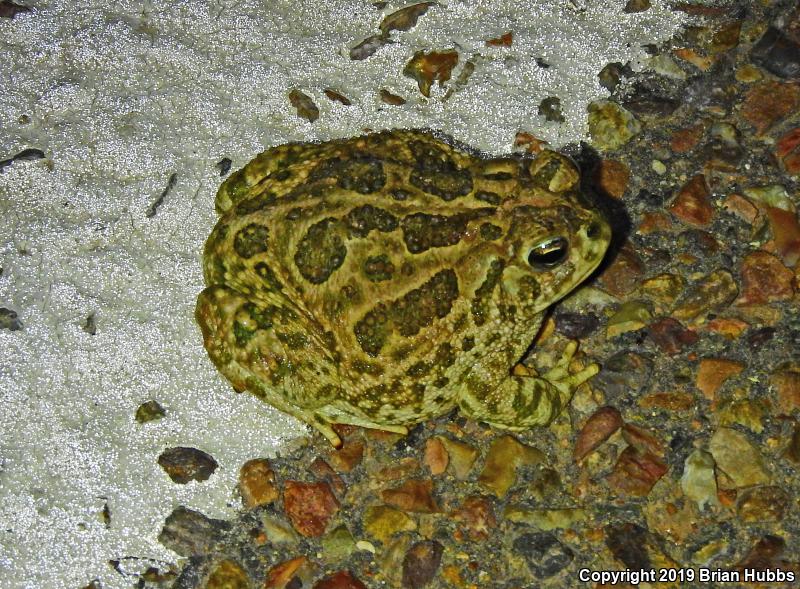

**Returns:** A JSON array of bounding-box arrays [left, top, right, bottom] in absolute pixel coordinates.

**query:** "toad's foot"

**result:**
[[457, 341, 599, 430], [541, 340, 599, 402], [311, 413, 409, 448]]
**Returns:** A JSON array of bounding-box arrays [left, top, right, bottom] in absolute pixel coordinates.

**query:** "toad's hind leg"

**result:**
[[313, 403, 410, 440], [457, 341, 599, 430], [196, 285, 348, 447], [244, 378, 346, 447]]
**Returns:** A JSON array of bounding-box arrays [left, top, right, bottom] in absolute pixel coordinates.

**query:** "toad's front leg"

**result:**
[[457, 341, 599, 430]]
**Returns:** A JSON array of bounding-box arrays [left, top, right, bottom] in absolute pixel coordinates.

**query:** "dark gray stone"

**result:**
[[513, 532, 574, 579]]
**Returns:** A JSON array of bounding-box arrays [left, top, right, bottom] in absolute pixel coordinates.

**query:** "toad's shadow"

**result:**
[[567, 142, 633, 282]]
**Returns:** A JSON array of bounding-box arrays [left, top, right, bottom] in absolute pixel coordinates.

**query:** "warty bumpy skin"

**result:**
[[196, 129, 611, 447]]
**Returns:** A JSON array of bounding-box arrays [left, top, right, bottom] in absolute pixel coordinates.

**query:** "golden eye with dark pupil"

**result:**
[[527, 237, 569, 268]]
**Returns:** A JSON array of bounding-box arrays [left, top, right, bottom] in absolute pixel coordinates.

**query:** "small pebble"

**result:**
[[646, 317, 698, 355], [573, 406, 623, 462], [709, 427, 771, 488], [322, 525, 356, 559], [770, 367, 800, 413], [681, 449, 721, 510], [423, 437, 448, 475], [288, 89, 319, 122], [436, 436, 478, 480], [593, 159, 630, 199], [588, 100, 642, 150], [738, 251, 794, 304], [0, 308, 23, 331], [283, 480, 339, 537], [597, 244, 645, 297], [158, 506, 230, 556], [381, 478, 439, 513], [450, 495, 496, 541], [264, 556, 318, 589], [604, 523, 653, 570], [380, 2, 435, 36], [608, 445, 667, 496], [205, 559, 250, 589], [751, 26, 800, 79], [238, 458, 279, 508], [402, 49, 458, 97], [157, 447, 217, 484], [695, 358, 744, 400], [554, 311, 600, 339], [651, 159, 667, 174], [478, 435, 544, 498], [606, 300, 652, 338], [313, 570, 367, 589], [592, 351, 653, 397], [134, 400, 165, 423], [402, 540, 443, 589], [672, 269, 738, 320], [363, 505, 416, 542], [513, 532, 574, 579], [740, 80, 800, 134], [669, 174, 714, 227]]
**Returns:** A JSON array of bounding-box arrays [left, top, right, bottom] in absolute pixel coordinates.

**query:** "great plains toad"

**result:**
[[196, 129, 611, 446]]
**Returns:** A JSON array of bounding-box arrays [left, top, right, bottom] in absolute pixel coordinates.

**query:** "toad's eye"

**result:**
[[527, 237, 569, 269]]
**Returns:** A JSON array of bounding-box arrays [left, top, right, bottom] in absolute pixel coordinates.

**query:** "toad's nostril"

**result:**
[[586, 221, 602, 239]]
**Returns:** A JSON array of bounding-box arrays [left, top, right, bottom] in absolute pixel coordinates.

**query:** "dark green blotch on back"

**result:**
[[254, 262, 284, 292], [471, 259, 505, 326], [235, 192, 277, 215], [364, 380, 403, 405], [434, 342, 456, 367], [407, 361, 431, 377], [363, 254, 395, 282], [482, 171, 514, 181], [408, 140, 473, 201], [480, 223, 503, 241], [277, 331, 309, 349], [405, 344, 454, 380], [498, 303, 517, 322], [529, 158, 564, 189], [294, 217, 347, 284], [354, 303, 391, 357], [475, 190, 501, 205], [322, 331, 341, 363], [309, 155, 386, 194], [410, 168, 473, 201], [352, 359, 384, 376], [392, 344, 414, 362], [233, 302, 279, 347], [208, 257, 227, 283], [316, 383, 345, 403], [268, 357, 294, 386], [401, 209, 494, 254], [394, 269, 459, 338], [354, 269, 459, 356], [233, 223, 270, 258], [345, 205, 398, 237]]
